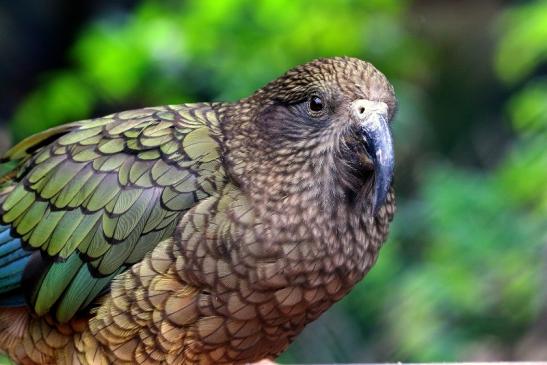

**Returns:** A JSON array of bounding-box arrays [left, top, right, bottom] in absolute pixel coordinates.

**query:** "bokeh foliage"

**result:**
[[1, 0, 546, 363]]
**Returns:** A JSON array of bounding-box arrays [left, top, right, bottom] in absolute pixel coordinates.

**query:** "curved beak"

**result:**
[[352, 100, 394, 215]]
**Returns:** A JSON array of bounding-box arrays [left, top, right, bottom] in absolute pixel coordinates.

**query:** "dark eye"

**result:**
[[308, 95, 324, 113]]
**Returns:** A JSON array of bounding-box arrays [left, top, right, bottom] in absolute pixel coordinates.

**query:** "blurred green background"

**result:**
[[0, 0, 546, 363]]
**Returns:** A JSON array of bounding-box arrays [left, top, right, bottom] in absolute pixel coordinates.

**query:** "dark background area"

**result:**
[[0, 0, 546, 363]]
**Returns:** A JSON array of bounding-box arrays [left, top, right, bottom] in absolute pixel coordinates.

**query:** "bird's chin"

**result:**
[[339, 135, 376, 205], [356, 151, 375, 171], [338, 151, 375, 206], [351, 157, 376, 205]]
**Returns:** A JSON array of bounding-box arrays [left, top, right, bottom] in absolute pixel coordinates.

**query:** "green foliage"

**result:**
[[5, 0, 547, 363], [9, 0, 427, 142], [495, 0, 547, 85], [380, 168, 544, 361], [12, 73, 92, 139]]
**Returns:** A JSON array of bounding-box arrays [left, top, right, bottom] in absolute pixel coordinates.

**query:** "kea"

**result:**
[[0, 56, 396, 364]]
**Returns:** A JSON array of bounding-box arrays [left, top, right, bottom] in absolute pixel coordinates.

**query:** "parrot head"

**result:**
[[220, 56, 397, 216]]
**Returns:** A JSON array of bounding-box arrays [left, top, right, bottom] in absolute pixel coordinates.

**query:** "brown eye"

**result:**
[[309, 95, 324, 112]]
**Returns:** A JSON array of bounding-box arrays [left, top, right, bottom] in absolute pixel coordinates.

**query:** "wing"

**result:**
[[0, 103, 226, 322]]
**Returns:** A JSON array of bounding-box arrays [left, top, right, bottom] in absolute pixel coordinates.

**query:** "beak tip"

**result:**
[[371, 176, 391, 217]]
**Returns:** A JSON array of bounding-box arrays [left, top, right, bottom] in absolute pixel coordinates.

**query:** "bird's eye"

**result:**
[[308, 95, 324, 113]]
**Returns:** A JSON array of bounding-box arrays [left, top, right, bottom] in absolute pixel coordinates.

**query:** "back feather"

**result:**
[[0, 104, 224, 322]]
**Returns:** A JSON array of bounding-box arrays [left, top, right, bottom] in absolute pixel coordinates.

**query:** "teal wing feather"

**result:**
[[0, 104, 225, 322]]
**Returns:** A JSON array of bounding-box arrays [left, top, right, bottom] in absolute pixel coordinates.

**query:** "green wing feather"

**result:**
[[0, 103, 225, 322]]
